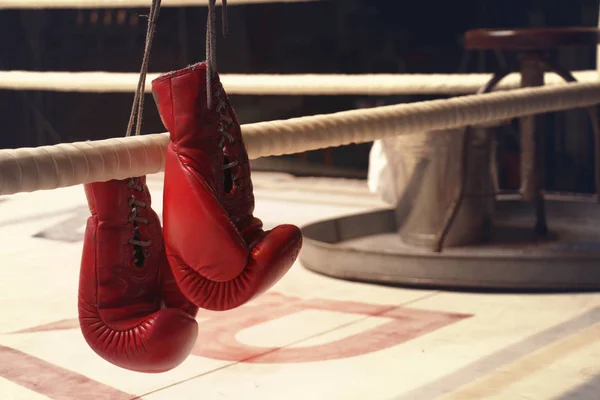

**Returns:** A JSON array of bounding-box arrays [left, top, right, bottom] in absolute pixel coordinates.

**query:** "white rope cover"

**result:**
[[0, 0, 318, 9], [2, 80, 600, 196], [0, 70, 596, 95]]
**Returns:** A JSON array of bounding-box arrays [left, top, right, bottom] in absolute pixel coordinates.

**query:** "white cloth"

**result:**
[[367, 139, 398, 205], [368, 133, 433, 206]]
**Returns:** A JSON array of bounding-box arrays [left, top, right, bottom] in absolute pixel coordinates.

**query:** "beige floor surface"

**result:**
[[1, 172, 599, 400]]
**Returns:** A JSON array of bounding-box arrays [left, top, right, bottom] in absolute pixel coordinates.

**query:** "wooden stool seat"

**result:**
[[465, 27, 600, 51]]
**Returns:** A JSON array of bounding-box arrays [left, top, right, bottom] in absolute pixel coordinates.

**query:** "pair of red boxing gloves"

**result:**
[[78, 63, 303, 373]]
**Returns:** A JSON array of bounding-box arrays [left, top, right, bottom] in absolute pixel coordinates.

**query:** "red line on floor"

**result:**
[[191, 293, 471, 363], [0, 345, 135, 400]]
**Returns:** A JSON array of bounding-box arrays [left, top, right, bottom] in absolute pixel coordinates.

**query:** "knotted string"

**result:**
[[121, 0, 162, 263], [206, 0, 228, 109], [125, 0, 162, 137]]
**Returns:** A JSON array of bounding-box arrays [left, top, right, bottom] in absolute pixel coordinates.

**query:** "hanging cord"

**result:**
[[206, 0, 228, 109], [121, 0, 162, 265], [125, 0, 162, 137]]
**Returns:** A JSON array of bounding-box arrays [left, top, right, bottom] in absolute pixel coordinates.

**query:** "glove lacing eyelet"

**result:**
[[126, 178, 152, 267], [215, 84, 240, 189]]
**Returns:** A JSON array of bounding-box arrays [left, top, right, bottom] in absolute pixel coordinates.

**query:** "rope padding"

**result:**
[[0, 0, 317, 9], [2, 80, 600, 196], [0, 70, 596, 95]]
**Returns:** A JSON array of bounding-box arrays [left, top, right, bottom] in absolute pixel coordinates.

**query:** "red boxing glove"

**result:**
[[152, 63, 302, 311], [78, 177, 199, 373]]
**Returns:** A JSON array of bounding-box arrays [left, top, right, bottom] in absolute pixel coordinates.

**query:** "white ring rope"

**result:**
[[0, 0, 317, 9], [2, 80, 600, 196], [0, 70, 596, 95]]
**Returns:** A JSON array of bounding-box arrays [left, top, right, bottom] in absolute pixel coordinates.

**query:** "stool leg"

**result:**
[[477, 70, 511, 194], [433, 70, 509, 252], [519, 54, 547, 237], [542, 63, 600, 203], [490, 138, 500, 193], [588, 106, 600, 203], [434, 126, 471, 252]]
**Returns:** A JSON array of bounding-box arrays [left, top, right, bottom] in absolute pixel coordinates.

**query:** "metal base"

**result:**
[[300, 196, 600, 291]]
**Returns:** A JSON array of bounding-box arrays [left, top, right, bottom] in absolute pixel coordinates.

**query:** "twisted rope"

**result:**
[[0, 0, 315, 9], [2, 80, 600, 196], [0, 70, 595, 95]]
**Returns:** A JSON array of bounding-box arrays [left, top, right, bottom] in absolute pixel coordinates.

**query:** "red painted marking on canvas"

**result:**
[[13, 319, 80, 334], [0, 345, 135, 400], [10, 292, 470, 365], [191, 293, 471, 363]]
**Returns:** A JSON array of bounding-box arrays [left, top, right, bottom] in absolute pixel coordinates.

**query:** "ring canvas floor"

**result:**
[[1, 171, 599, 400]]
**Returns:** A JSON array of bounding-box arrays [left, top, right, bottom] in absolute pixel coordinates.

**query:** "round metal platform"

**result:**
[[300, 196, 600, 290]]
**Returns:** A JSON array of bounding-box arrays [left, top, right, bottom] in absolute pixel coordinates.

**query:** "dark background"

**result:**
[[0, 0, 599, 190]]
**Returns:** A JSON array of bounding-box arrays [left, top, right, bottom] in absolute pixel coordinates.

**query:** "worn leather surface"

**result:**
[[78, 177, 198, 373], [152, 63, 302, 311]]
